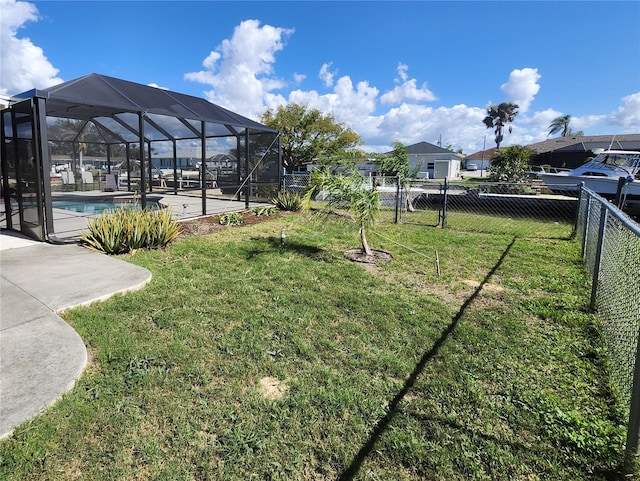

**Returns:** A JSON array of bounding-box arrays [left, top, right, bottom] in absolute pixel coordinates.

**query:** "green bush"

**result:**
[[82, 206, 180, 254], [272, 191, 302, 211], [219, 212, 244, 225], [489, 145, 535, 182], [252, 205, 277, 216]]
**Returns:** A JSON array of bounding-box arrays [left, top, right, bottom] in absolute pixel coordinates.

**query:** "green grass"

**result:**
[[0, 213, 629, 480]]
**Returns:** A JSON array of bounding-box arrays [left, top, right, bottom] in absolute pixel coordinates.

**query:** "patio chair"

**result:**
[[61, 171, 75, 191], [104, 174, 117, 192], [81, 171, 94, 190]]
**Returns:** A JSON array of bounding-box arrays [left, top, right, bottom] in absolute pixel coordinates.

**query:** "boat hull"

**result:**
[[539, 173, 640, 196]]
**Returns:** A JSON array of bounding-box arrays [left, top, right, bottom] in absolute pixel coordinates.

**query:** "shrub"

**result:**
[[252, 205, 277, 216], [82, 206, 180, 254], [489, 145, 535, 182], [272, 191, 302, 211], [219, 212, 244, 225]]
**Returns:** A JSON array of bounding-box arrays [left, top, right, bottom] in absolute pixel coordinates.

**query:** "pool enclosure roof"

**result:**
[[14, 73, 277, 144]]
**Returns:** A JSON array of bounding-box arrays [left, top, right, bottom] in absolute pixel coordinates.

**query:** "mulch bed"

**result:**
[[176, 210, 287, 239]]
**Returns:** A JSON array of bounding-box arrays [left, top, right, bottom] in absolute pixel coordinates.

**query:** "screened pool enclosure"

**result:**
[[1, 73, 281, 242]]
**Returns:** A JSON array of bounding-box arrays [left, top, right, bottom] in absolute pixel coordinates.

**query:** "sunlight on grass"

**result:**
[[0, 214, 627, 480]]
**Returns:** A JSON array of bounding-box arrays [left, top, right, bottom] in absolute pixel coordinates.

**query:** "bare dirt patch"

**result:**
[[344, 248, 393, 265], [257, 376, 289, 400], [462, 279, 504, 293]]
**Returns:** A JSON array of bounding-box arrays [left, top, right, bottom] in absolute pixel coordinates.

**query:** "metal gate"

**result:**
[[1, 97, 52, 241]]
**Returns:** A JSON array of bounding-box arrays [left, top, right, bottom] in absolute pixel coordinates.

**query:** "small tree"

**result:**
[[302, 167, 380, 256], [373, 141, 409, 178], [488, 145, 534, 182]]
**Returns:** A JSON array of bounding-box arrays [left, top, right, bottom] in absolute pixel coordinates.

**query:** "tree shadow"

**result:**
[[243, 236, 325, 260], [337, 237, 517, 480]]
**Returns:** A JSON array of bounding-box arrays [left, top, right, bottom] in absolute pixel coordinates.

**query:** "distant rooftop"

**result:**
[[526, 134, 640, 153]]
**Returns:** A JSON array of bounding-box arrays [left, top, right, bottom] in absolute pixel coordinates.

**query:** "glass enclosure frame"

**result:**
[[1, 74, 280, 242]]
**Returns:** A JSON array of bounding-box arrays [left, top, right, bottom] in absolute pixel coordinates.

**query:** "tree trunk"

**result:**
[[406, 193, 415, 212], [360, 225, 373, 257]]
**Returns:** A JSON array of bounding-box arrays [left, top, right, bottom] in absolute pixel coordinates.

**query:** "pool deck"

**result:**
[[48, 191, 266, 240]]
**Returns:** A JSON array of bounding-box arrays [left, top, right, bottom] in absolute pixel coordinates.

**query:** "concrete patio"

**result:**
[[0, 231, 153, 439]]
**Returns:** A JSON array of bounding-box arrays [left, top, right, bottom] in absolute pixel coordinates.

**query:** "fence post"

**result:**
[[572, 182, 585, 239], [589, 204, 608, 311], [394, 176, 400, 224], [625, 333, 640, 470], [441, 177, 448, 229], [581, 194, 592, 259]]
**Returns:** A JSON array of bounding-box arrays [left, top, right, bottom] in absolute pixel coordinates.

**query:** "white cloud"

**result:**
[[500, 67, 541, 113], [575, 114, 608, 131], [185, 19, 294, 118], [182, 21, 500, 153], [380, 63, 437, 105], [516, 108, 561, 138], [373, 103, 487, 152], [0, 0, 63, 94], [183, 21, 634, 155], [397, 63, 409, 82], [609, 92, 640, 131], [319, 62, 335, 88], [202, 51, 221, 70], [148, 83, 169, 90], [288, 75, 379, 125]]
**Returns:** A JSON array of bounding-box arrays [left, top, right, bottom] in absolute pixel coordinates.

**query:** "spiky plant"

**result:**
[[302, 167, 380, 256]]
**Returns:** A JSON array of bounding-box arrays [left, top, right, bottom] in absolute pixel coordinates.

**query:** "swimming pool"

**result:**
[[52, 198, 161, 215]]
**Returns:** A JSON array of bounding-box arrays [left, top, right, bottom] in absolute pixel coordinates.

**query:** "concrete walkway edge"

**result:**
[[0, 235, 152, 439]]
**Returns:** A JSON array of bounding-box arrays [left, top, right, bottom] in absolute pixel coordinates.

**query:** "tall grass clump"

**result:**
[[272, 191, 302, 211], [252, 205, 278, 216], [219, 212, 244, 225], [82, 206, 180, 254]]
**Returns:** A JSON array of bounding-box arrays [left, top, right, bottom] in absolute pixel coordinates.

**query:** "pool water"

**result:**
[[53, 200, 160, 215]]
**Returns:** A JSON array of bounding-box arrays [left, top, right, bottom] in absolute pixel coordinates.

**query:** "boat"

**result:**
[[538, 149, 640, 202]]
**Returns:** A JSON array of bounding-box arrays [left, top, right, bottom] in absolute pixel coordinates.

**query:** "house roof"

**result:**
[[465, 148, 498, 161], [526, 134, 640, 154], [464, 135, 640, 160], [384, 141, 459, 156], [405, 141, 456, 155], [11, 73, 276, 143]]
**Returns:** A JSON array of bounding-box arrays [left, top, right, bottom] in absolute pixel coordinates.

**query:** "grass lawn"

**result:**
[[0, 212, 628, 480]]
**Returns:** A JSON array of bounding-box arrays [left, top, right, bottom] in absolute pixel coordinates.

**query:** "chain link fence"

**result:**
[[401, 178, 578, 238], [284, 173, 640, 460], [575, 187, 640, 461], [284, 174, 578, 239]]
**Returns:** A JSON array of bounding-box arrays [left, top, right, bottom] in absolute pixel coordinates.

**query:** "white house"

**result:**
[[403, 141, 463, 179], [463, 148, 496, 171], [299, 141, 463, 180]]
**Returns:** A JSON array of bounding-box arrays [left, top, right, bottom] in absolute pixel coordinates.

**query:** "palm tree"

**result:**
[[547, 115, 583, 137], [302, 167, 380, 256], [483, 102, 519, 149]]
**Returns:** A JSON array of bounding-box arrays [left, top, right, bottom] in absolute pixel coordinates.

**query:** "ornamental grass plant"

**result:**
[[81, 206, 180, 254]]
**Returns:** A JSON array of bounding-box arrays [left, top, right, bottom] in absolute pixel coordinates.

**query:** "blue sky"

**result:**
[[1, 0, 639, 153]]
